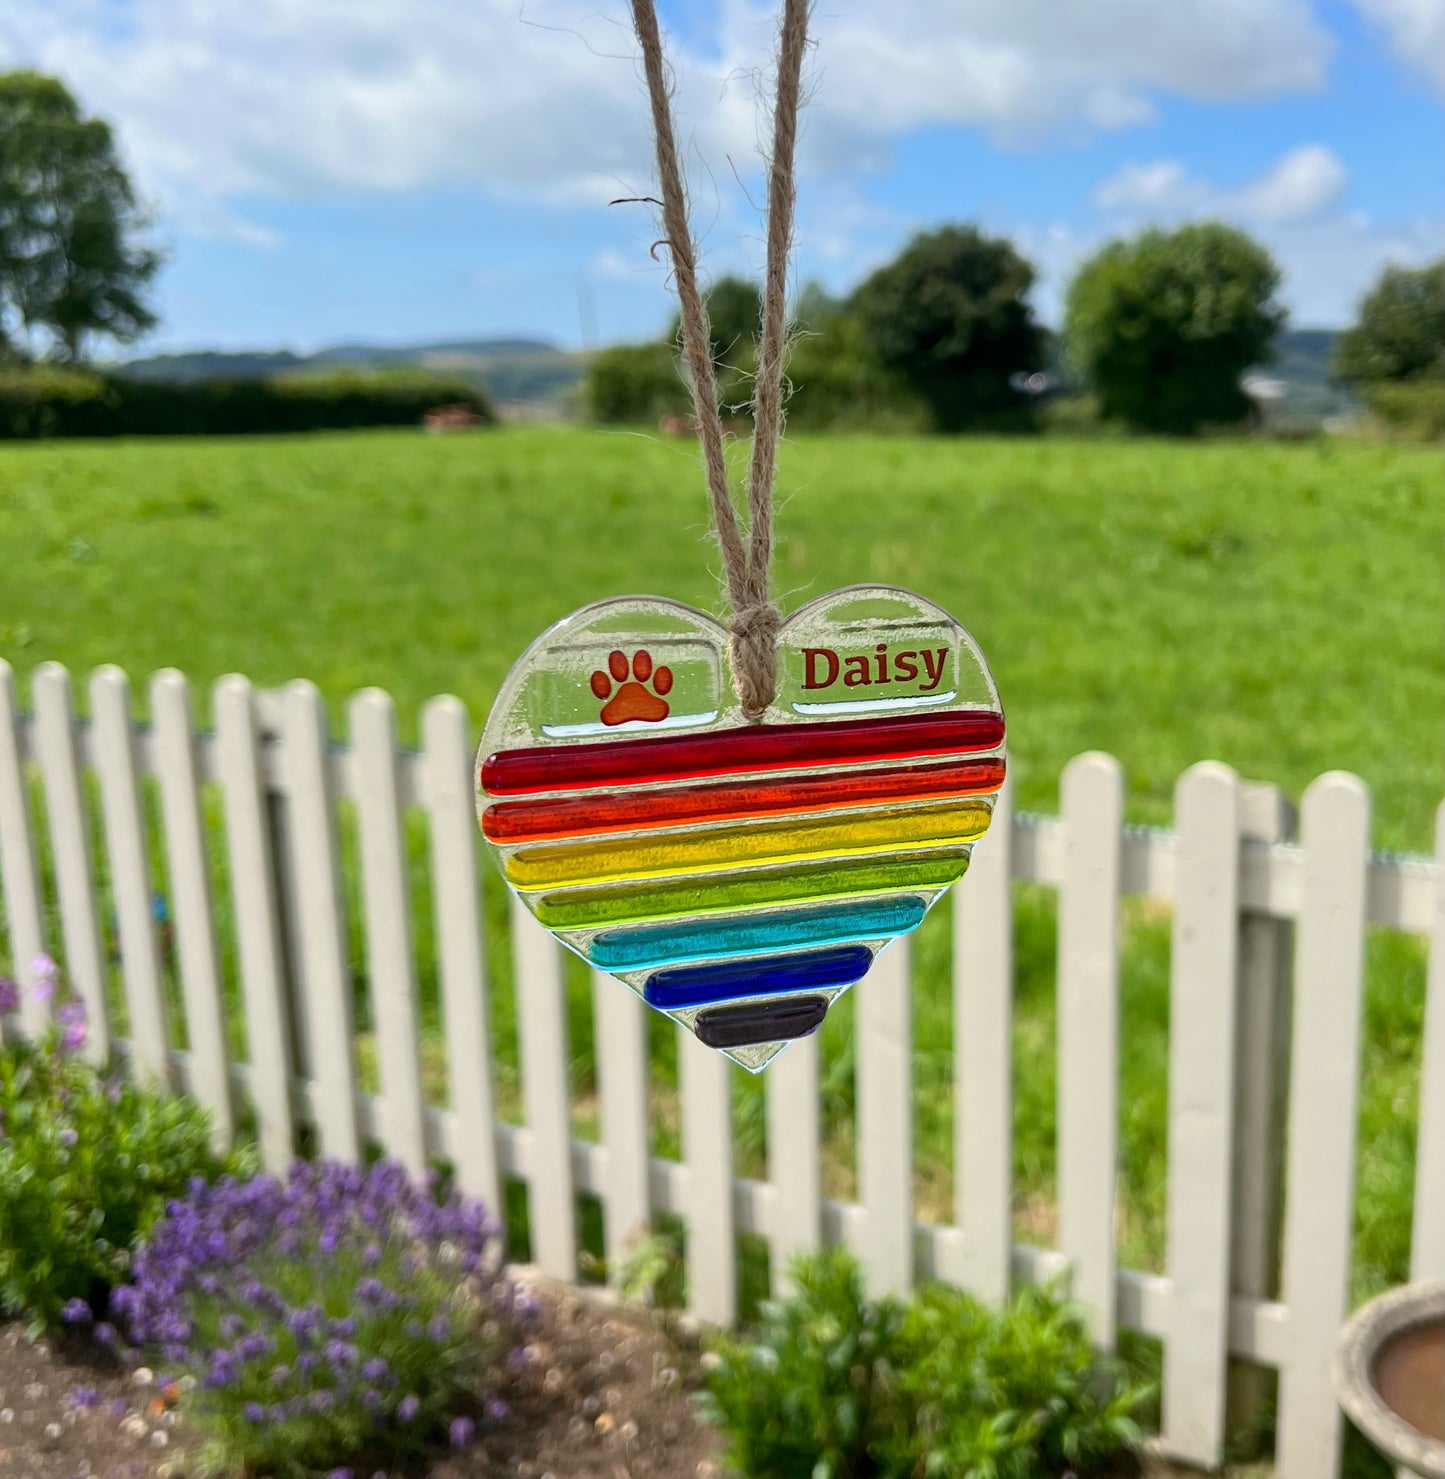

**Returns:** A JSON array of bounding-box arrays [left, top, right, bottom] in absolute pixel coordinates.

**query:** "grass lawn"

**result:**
[[0, 427, 1439, 1343]]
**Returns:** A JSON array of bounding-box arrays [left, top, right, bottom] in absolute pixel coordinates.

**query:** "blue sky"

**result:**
[[1, 0, 1440, 353]]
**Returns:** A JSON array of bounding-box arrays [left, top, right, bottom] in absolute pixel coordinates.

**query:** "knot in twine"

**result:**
[[628, 0, 810, 722], [729, 602, 782, 721]]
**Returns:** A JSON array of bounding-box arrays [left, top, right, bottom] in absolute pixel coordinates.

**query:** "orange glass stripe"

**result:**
[[482, 756, 1005, 843]]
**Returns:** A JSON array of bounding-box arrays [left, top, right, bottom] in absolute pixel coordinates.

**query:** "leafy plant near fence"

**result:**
[[700, 1248, 1150, 1479], [111, 1158, 525, 1477], [0, 366, 494, 439], [0, 956, 245, 1333]]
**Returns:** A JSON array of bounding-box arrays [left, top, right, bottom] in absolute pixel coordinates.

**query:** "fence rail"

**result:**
[[0, 659, 1441, 1479]]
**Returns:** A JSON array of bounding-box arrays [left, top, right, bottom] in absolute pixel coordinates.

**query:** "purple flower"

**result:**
[[30, 954, 57, 1003], [60, 1298, 91, 1324], [360, 1356, 389, 1383], [428, 1316, 450, 1343], [397, 1394, 421, 1422], [0, 978, 18, 1015], [242, 1401, 267, 1424], [355, 1277, 386, 1306], [486, 1398, 510, 1422], [56, 999, 86, 1053], [449, 1415, 477, 1449], [58, 1128, 78, 1148], [328, 1470, 353, 1479], [93, 1322, 117, 1348], [64, 1386, 99, 1411]]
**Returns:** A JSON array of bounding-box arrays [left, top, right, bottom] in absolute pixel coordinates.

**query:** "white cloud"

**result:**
[[0, 0, 1336, 228], [1349, 0, 1445, 96], [1069, 145, 1440, 325], [1093, 144, 1348, 225]]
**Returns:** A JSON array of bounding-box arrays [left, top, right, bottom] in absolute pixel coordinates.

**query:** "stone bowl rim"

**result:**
[[1333, 1279, 1445, 1479]]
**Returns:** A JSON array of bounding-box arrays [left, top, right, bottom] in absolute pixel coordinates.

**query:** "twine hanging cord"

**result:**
[[627, 0, 811, 720]]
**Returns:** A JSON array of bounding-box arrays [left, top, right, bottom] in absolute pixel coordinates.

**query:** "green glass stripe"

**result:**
[[533, 849, 970, 930]]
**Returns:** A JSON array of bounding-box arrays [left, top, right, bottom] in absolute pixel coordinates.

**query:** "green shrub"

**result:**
[[700, 1248, 1150, 1479], [0, 959, 246, 1332], [0, 366, 111, 437], [0, 366, 494, 438], [784, 316, 931, 432], [1361, 378, 1445, 441], [584, 341, 689, 424]]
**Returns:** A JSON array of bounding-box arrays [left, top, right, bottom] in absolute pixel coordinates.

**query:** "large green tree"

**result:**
[[0, 71, 160, 363], [850, 225, 1046, 431], [1064, 223, 1285, 434], [1332, 260, 1444, 385]]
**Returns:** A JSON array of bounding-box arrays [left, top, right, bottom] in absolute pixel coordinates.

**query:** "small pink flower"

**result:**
[[30, 954, 58, 1004], [0, 979, 18, 1015]]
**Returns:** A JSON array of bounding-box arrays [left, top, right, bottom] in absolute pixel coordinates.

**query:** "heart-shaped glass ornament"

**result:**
[[476, 585, 1005, 1070]]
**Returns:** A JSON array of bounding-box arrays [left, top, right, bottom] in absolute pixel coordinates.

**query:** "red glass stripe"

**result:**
[[481, 709, 1005, 798], [483, 756, 1005, 843]]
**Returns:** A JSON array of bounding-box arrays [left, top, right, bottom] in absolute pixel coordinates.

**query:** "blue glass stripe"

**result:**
[[588, 897, 926, 971], [643, 944, 874, 1011]]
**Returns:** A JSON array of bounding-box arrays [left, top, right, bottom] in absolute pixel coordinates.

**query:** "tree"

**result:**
[[1332, 260, 1444, 385], [850, 226, 1046, 431], [1064, 223, 1285, 435], [584, 341, 688, 424], [0, 72, 160, 363], [667, 274, 761, 365]]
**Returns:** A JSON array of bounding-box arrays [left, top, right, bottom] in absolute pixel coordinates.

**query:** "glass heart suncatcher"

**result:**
[[476, 585, 1006, 1070]]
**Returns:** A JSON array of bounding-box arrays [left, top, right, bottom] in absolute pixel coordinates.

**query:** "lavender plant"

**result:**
[[113, 1159, 523, 1476], [0, 957, 241, 1333]]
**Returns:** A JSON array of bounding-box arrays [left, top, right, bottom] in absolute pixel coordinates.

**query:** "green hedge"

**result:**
[[0, 366, 495, 439], [1362, 378, 1445, 442]]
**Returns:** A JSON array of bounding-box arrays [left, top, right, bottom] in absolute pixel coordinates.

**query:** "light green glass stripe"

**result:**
[[533, 848, 971, 930]]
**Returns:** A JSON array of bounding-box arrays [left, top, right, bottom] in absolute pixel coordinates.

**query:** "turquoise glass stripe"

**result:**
[[586, 896, 927, 971]]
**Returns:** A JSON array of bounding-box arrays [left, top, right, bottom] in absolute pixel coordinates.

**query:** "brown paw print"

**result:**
[[591, 648, 673, 726]]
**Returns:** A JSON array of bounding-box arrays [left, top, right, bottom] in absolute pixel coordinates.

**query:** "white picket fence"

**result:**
[[0, 658, 1442, 1477]]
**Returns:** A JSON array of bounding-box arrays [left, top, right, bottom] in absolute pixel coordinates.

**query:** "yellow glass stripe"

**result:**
[[505, 800, 991, 890]]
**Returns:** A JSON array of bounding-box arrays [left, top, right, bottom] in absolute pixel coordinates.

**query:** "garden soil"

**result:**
[[0, 1277, 723, 1479]]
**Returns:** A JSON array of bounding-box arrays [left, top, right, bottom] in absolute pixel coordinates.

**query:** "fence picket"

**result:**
[[1162, 763, 1241, 1465], [1058, 751, 1124, 1349], [151, 671, 233, 1147], [91, 668, 170, 1084], [1412, 798, 1445, 1282], [32, 664, 107, 1053], [512, 895, 577, 1279], [682, 1025, 735, 1322], [421, 696, 500, 1215], [283, 682, 361, 1163], [215, 675, 294, 1169], [858, 936, 913, 1296], [1276, 773, 1369, 1479], [956, 772, 1014, 1305], [593, 973, 650, 1276], [351, 690, 428, 1177], [768, 1030, 821, 1296], [0, 661, 46, 1037]]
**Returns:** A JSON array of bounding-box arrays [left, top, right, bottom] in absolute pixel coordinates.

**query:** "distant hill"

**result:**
[[116, 338, 586, 410], [1252, 329, 1355, 421]]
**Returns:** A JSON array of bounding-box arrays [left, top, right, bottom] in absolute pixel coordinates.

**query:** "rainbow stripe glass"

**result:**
[[476, 586, 1006, 1071]]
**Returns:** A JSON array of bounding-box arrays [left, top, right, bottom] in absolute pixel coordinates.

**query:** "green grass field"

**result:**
[[0, 428, 1439, 1347]]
